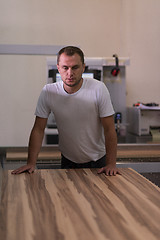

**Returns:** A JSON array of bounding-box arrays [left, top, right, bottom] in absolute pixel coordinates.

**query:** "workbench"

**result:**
[[1, 144, 160, 171], [0, 168, 160, 240]]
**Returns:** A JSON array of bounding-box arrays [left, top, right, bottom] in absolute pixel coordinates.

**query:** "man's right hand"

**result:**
[[11, 117, 47, 175], [11, 164, 35, 175]]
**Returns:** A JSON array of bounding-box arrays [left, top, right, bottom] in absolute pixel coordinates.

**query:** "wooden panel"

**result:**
[[117, 148, 160, 158], [6, 148, 160, 160], [6, 151, 61, 161], [5, 144, 160, 161], [117, 144, 160, 158], [0, 168, 160, 240], [0, 164, 2, 199]]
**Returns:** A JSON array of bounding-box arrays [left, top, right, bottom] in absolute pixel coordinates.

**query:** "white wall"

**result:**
[[0, 55, 46, 145], [0, 0, 160, 146], [123, 0, 160, 105]]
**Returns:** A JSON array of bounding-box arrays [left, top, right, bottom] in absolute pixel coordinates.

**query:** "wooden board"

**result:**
[[6, 151, 61, 161], [0, 168, 160, 240], [117, 149, 160, 158], [5, 144, 160, 161]]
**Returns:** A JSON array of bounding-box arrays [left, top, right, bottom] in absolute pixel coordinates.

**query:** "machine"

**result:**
[[127, 106, 160, 138]]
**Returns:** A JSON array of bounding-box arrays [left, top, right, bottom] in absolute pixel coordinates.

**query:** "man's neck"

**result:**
[[63, 78, 83, 94]]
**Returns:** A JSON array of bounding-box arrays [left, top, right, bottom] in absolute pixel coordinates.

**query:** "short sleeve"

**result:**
[[98, 82, 115, 117], [35, 85, 51, 118]]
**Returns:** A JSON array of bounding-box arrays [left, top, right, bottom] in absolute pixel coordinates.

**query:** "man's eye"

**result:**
[[63, 66, 68, 70], [72, 66, 79, 70]]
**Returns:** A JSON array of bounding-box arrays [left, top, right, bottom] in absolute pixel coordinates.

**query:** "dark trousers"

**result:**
[[61, 154, 106, 169]]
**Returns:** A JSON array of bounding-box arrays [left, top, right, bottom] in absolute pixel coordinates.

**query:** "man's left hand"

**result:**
[[97, 164, 121, 176]]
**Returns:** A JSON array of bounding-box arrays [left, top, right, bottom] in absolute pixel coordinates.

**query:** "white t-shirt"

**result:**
[[35, 78, 115, 163]]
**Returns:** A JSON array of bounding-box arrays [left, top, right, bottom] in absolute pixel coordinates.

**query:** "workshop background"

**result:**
[[0, 0, 160, 146]]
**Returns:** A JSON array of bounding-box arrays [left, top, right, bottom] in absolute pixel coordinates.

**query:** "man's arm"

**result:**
[[11, 116, 48, 174], [97, 115, 121, 176]]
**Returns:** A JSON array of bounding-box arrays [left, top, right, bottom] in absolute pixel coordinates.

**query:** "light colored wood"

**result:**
[[5, 145, 160, 161], [0, 168, 160, 240], [117, 149, 160, 158], [117, 144, 160, 158], [6, 151, 61, 161], [6, 148, 160, 161], [0, 164, 2, 200]]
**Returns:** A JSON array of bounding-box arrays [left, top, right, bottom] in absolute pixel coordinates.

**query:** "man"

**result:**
[[12, 46, 120, 176]]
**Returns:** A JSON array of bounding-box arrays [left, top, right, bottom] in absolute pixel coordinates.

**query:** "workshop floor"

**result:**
[[141, 172, 160, 188]]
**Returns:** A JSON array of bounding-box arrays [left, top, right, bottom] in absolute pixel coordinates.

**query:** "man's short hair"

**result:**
[[57, 46, 84, 65]]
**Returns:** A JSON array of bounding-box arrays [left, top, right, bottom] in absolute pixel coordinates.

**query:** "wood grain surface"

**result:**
[[0, 168, 160, 240], [5, 144, 160, 161]]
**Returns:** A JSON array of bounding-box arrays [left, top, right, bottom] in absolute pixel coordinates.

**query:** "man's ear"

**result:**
[[83, 63, 85, 73], [57, 64, 60, 73]]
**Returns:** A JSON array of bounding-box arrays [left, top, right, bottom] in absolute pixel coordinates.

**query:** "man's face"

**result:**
[[57, 53, 85, 92]]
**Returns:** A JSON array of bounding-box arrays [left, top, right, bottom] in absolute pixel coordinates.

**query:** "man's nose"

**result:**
[[67, 68, 73, 76]]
